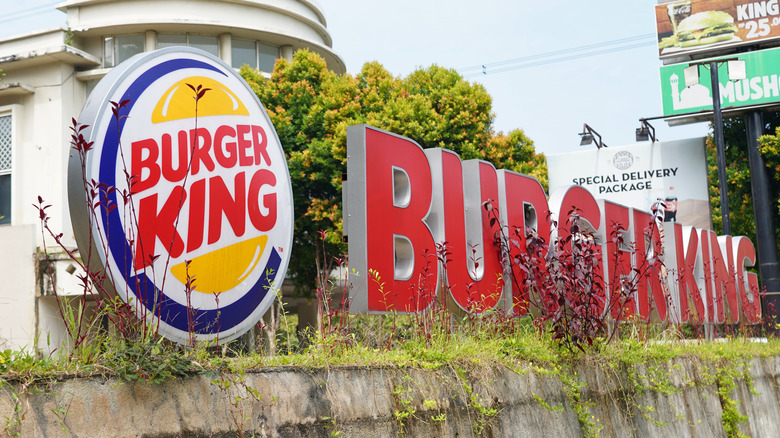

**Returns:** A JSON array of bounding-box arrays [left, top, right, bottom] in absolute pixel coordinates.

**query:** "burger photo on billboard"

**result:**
[[659, 10, 738, 50]]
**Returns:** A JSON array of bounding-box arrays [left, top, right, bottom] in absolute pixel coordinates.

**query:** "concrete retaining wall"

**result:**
[[1, 356, 779, 437]]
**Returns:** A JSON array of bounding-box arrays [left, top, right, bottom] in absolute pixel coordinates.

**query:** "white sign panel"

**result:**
[[547, 138, 711, 230]]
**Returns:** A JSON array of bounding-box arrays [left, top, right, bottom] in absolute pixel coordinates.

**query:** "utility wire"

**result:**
[[1, 1, 62, 24], [459, 33, 657, 78], [462, 41, 655, 78], [459, 33, 655, 72]]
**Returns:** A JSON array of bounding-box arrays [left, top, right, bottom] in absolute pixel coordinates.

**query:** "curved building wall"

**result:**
[[59, 0, 344, 73]]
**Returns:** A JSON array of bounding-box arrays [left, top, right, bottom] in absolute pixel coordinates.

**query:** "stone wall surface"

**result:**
[[0, 356, 779, 437]]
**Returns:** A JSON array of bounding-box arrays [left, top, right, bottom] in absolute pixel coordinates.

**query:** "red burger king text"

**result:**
[[345, 125, 762, 325], [130, 124, 277, 269]]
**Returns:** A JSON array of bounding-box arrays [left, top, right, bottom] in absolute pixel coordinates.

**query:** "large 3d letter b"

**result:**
[[345, 125, 438, 313]]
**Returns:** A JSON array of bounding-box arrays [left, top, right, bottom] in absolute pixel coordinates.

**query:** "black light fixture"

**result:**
[[579, 132, 593, 146], [579, 123, 606, 149], [635, 119, 657, 142]]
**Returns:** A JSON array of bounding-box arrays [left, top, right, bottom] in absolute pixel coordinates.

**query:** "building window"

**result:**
[[258, 42, 279, 72], [231, 39, 256, 69], [157, 33, 187, 48], [103, 34, 144, 67], [158, 34, 219, 57], [0, 114, 11, 225], [188, 35, 219, 57], [231, 39, 280, 72]]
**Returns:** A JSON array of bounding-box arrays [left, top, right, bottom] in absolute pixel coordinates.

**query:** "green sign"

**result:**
[[660, 47, 780, 116]]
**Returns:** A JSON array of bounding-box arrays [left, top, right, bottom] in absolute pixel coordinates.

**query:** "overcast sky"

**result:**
[[2, 0, 711, 156]]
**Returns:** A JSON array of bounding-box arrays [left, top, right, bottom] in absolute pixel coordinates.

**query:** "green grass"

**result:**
[[2, 317, 779, 383]]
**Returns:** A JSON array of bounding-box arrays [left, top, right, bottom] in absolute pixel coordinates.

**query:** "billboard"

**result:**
[[655, 0, 780, 59], [69, 47, 294, 345], [547, 138, 711, 230], [659, 46, 780, 116]]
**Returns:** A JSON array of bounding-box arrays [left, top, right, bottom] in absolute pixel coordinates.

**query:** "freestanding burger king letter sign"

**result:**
[[344, 125, 762, 325], [69, 47, 294, 344]]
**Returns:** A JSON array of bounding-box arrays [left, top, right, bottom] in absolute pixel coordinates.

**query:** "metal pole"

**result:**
[[709, 61, 731, 235], [744, 111, 780, 325]]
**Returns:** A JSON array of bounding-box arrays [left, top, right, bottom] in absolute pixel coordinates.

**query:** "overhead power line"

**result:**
[[0, 2, 62, 25], [459, 33, 657, 78], [459, 34, 655, 72]]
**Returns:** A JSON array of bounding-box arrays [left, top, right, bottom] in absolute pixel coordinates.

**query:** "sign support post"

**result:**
[[706, 60, 732, 235], [745, 110, 780, 325]]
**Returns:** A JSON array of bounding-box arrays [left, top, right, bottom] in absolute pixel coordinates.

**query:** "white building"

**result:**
[[0, 0, 344, 353]]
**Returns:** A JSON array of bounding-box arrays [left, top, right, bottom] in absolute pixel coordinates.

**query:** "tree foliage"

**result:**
[[757, 112, 780, 246], [241, 50, 545, 292], [707, 112, 780, 248]]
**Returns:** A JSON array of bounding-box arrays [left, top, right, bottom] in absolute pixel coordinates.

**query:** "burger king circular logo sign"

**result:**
[[69, 47, 294, 344]]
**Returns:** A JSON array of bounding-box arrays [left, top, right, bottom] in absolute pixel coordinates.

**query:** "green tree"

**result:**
[[485, 129, 547, 190], [241, 50, 545, 292], [707, 112, 780, 247], [756, 112, 780, 246]]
